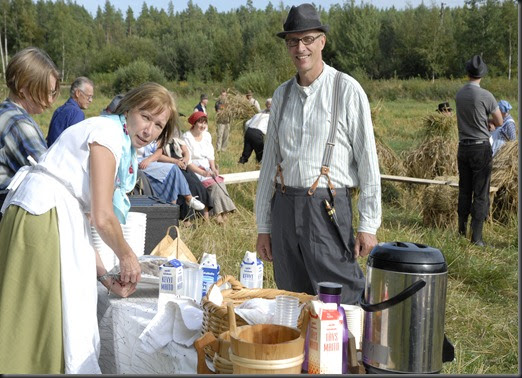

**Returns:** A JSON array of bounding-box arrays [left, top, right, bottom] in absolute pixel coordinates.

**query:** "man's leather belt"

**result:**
[[459, 139, 489, 145]]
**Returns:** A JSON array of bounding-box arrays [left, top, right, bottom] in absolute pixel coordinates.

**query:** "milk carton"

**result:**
[[200, 252, 220, 298], [308, 300, 344, 374], [240, 250, 264, 288], [158, 258, 184, 307]]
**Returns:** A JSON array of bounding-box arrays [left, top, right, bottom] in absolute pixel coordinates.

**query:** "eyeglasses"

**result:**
[[79, 89, 93, 101], [285, 33, 324, 47]]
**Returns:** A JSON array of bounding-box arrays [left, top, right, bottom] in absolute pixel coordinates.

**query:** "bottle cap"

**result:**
[[318, 282, 342, 295]]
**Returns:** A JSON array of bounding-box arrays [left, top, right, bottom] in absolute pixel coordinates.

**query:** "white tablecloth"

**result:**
[[97, 282, 198, 374]]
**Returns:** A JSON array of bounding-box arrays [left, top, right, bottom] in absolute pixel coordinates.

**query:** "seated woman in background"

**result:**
[[159, 125, 213, 221], [490, 100, 516, 157], [183, 111, 236, 225], [137, 141, 206, 222]]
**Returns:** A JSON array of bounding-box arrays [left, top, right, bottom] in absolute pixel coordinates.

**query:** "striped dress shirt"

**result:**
[[0, 99, 48, 189], [255, 63, 381, 234]]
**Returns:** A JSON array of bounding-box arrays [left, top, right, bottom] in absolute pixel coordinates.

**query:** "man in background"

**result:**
[[46, 76, 94, 146], [194, 93, 208, 114], [215, 89, 230, 152], [239, 98, 271, 164], [455, 55, 502, 246], [246, 90, 261, 112], [255, 3, 381, 305]]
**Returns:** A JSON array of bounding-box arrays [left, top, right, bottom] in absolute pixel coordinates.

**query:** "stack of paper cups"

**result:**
[[341, 304, 364, 350]]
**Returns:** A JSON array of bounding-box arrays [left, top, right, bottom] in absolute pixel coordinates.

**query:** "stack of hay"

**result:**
[[491, 140, 518, 222], [403, 113, 458, 179], [420, 175, 458, 228], [217, 89, 258, 127], [374, 132, 407, 206]]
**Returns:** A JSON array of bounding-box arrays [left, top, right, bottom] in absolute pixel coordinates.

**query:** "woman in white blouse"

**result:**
[[183, 111, 236, 224], [0, 82, 178, 374]]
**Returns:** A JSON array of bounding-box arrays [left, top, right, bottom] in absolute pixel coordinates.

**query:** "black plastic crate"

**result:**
[[129, 195, 179, 255]]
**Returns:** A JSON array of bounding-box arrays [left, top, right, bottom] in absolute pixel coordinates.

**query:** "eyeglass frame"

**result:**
[[285, 33, 324, 48], [78, 88, 94, 101]]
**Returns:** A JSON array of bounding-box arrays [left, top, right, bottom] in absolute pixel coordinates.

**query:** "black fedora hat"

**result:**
[[276, 3, 329, 39], [465, 55, 488, 78], [437, 102, 452, 113]]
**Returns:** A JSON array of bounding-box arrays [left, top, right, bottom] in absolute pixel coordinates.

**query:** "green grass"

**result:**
[[32, 84, 518, 375]]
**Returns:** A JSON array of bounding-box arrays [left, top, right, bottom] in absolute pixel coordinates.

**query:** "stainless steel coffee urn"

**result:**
[[361, 242, 454, 374]]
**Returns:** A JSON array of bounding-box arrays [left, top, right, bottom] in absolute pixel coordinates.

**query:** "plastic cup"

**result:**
[[274, 295, 299, 328], [341, 304, 364, 350]]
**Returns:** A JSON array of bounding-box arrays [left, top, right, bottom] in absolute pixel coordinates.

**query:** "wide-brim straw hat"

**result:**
[[276, 3, 329, 38]]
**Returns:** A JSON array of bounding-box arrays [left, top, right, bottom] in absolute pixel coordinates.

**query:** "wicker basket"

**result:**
[[201, 275, 315, 341]]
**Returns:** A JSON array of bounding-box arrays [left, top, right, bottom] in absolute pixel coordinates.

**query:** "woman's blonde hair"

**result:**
[[115, 82, 178, 148], [6, 47, 60, 109]]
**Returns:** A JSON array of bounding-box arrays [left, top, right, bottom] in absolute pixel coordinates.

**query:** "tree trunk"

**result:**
[[61, 35, 65, 81], [0, 27, 5, 77], [3, 10, 7, 67], [508, 26, 512, 81]]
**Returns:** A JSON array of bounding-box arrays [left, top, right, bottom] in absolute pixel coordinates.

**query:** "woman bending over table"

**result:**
[[0, 82, 177, 374]]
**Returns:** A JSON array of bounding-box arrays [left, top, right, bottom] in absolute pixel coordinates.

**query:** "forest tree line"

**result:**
[[0, 0, 517, 93]]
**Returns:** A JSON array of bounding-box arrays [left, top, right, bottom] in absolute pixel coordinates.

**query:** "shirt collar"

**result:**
[[295, 61, 331, 97], [67, 97, 82, 108]]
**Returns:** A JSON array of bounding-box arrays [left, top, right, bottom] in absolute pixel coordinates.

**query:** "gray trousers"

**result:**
[[270, 185, 365, 305], [216, 123, 230, 152]]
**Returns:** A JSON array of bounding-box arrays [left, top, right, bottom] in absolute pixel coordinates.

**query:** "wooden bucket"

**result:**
[[194, 330, 233, 374], [228, 322, 308, 374]]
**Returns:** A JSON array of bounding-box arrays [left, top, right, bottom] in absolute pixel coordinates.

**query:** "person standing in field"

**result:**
[[47, 76, 94, 146], [255, 3, 381, 305], [194, 93, 208, 114], [214, 89, 230, 152], [246, 90, 261, 112], [455, 55, 502, 246]]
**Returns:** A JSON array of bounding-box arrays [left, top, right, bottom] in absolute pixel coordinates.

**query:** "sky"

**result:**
[[73, 0, 468, 16]]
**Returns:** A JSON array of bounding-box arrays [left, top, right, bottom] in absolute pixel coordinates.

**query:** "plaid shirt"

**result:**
[[0, 99, 48, 189]]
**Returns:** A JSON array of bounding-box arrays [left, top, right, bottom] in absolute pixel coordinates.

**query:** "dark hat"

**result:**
[[200, 93, 208, 101], [465, 55, 488, 78], [276, 3, 329, 39], [437, 102, 452, 113], [105, 94, 124, 113], [188, 111, 207, 126]]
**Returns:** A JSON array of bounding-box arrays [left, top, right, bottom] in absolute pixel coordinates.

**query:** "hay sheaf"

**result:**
[[421, 113, 458, 139], [402, 136, 458, 179], [216, 90, 258, 125], [375, 137, 406, 176], [491, 140, 518, 221], [420, 175, 458, 228]]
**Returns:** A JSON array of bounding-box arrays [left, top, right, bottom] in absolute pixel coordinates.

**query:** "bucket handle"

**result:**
[[359, 279, 426, 312]]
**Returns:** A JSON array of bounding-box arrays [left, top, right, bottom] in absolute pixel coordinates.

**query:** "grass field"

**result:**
[[33, 86, 519, 374]]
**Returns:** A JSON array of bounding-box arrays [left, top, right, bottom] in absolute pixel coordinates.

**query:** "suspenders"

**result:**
[[274, 71, 344, 197]]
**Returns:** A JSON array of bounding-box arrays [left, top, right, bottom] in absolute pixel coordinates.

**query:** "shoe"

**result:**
[[188, 196, 205, 211], [470, 218, 485, 247], [458, 217, 467, 236]]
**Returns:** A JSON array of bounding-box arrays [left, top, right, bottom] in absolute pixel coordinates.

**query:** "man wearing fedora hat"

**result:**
[[246, 90, 261, 113], [255, 3, 381, 305], [455, 54, 502, 246]]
